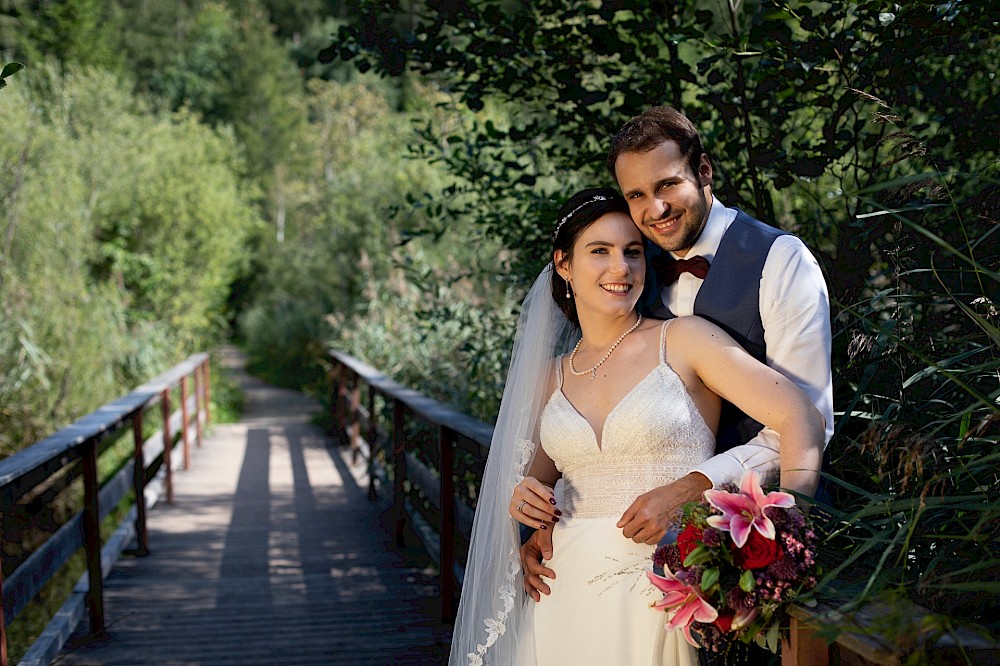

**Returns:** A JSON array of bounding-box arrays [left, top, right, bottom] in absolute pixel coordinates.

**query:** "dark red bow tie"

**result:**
[[654, 255, 711, 284]]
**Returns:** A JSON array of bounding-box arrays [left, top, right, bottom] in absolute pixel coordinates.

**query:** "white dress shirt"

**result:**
[[665, 198, 834, 487]]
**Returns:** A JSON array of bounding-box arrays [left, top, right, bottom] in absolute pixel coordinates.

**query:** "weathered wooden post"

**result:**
[[349, 373, 362, 464], [193, 363, 203, 447], [367, 386, 377, 500], [81, 438, 107, 639], [329, 362, 340, 433], [161, 388, 174, 504], [334, 364, 345, 438], [393, 399, 407, 547], [782, 616, 830, 666], [1, 518, 8, 666], [180, 375, 191, 470], [132, 408, 149, 556], [438, 425, 456, 621], [203, 360, 212, 424]]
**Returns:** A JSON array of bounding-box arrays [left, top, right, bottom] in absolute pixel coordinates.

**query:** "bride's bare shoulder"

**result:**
[[662, 315, 738, 347]]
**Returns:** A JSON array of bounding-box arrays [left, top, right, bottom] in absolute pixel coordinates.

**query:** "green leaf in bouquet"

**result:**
[[739, 569, 755, 592], [700, 567, 719, 592], [682, 545, 713, 567], [765, 621, 780, 653]]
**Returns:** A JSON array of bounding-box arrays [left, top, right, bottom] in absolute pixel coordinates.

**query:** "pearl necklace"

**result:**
[[568, 315, 643, 379]]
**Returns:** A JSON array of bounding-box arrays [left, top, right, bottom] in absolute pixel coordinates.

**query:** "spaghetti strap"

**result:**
[[658, 319, 673, 365]]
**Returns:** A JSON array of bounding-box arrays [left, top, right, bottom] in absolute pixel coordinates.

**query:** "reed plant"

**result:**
[[815, 168, 998, 653]]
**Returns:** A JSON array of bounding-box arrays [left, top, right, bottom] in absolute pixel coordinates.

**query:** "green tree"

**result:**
[[334, 0, 998, 297], [0, 0, 123, 70], [1, 64, 131, 452], [0, 63, 262, 452], [239, 76, 513, 416], [151, 1, 308, 187]]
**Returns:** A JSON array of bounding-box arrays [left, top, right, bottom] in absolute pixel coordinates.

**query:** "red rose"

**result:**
[[731, 529, 781, 569], [713, 612, 734, 633], [677, 523, 704, 560]]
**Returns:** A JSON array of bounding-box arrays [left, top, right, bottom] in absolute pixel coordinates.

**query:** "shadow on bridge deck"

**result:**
[[53, 348, 450, 666]]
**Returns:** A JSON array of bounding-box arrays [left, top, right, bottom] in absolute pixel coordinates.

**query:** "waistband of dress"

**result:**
[[561, 462, 689, 519]]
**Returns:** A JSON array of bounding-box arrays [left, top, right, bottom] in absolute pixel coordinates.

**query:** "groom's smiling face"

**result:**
[[613, 140, 713, 258]]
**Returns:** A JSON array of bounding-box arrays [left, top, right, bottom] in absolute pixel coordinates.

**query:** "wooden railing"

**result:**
[[328, 350, 490, 621], [328, 348, 999, 665], [0, 353, 211, 666]]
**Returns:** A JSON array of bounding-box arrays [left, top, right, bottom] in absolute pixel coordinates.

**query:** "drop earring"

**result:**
[[565, 278, 572, 299]]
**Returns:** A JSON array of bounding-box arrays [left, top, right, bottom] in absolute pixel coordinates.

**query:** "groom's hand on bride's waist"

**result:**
[[520, 529, 555, 602], [617, 473, 712, 544]]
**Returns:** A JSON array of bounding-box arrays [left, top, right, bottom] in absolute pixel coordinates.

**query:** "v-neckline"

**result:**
[[556, 363, 664, 451]]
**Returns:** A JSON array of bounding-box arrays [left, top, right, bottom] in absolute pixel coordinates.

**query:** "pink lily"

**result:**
[[647, 569, 718, 647], [704, 470, 794, 548]]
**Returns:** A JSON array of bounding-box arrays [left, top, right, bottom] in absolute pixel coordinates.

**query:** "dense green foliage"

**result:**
[[333, 0, 999, 649], [0, 64, 259, 452]]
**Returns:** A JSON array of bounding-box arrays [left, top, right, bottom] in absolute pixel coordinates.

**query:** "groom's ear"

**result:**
[[697, 154, 713, 187]]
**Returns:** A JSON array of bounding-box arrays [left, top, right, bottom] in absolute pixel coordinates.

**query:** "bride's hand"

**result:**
[[510, 476, 561, 529]]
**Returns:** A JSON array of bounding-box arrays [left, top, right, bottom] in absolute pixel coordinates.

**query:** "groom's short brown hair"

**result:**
[[606, 106, 707, 181]]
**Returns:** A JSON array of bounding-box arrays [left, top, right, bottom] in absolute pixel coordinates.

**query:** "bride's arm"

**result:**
[[671, 317, 825, 498], [617, 318, 824, 545]]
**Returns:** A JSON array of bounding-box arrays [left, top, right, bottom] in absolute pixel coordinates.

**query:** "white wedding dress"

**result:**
[[523, 321, 715, 665]]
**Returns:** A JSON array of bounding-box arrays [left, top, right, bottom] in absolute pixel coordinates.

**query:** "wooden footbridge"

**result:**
[[1, 349, 448, 666], [1, 349, 995, 666]]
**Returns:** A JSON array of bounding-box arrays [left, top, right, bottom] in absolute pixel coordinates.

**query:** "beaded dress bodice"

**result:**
[[539, 321, 716, 518]]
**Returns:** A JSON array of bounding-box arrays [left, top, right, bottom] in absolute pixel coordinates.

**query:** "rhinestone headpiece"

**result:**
[[552, 195, 609, 241]]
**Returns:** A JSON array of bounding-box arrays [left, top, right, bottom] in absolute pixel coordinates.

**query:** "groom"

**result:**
[[521, 105, 833, 597]]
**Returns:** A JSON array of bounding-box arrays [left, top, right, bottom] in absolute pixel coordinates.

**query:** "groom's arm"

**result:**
[[692, 235, 833, 489], [618, 473, 711, 544]]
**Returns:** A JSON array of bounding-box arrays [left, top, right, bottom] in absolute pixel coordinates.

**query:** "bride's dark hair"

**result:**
[[551, 186, 631, 326]]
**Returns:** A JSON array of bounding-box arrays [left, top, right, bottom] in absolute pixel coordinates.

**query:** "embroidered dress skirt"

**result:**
[[523, 514, 698, 666]]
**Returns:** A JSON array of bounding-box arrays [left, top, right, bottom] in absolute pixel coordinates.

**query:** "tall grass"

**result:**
[[816, 170, 999, 654]]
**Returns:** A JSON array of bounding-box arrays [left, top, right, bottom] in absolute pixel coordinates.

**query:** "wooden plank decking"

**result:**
[[52, 349, 450, 666]]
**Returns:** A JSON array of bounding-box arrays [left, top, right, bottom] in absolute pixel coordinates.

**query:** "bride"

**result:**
[[449, 187, 824, 665]]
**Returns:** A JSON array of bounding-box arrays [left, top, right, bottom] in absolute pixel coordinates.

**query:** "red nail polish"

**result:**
[[553, 517, 560, 522], [555, 509, 562, 516], [549, 498, 557, 505]]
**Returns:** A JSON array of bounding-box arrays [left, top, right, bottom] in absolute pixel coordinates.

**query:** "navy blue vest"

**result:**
[[649, 209, 789, 452]]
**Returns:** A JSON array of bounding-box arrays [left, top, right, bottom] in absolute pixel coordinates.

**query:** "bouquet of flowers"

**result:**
[[647, 470, 819, 653]]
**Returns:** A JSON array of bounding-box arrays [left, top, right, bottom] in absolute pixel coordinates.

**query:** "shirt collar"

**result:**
[[669, 195, 729, 262]]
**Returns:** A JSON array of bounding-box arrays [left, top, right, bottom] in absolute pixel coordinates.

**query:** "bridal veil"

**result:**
[[448, 264, 575, 666]]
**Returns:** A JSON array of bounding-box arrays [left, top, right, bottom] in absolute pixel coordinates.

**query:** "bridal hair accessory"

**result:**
[[565, 278, 572, 298], [569, 315, 643, 379], [552, 194, 609, 241]]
